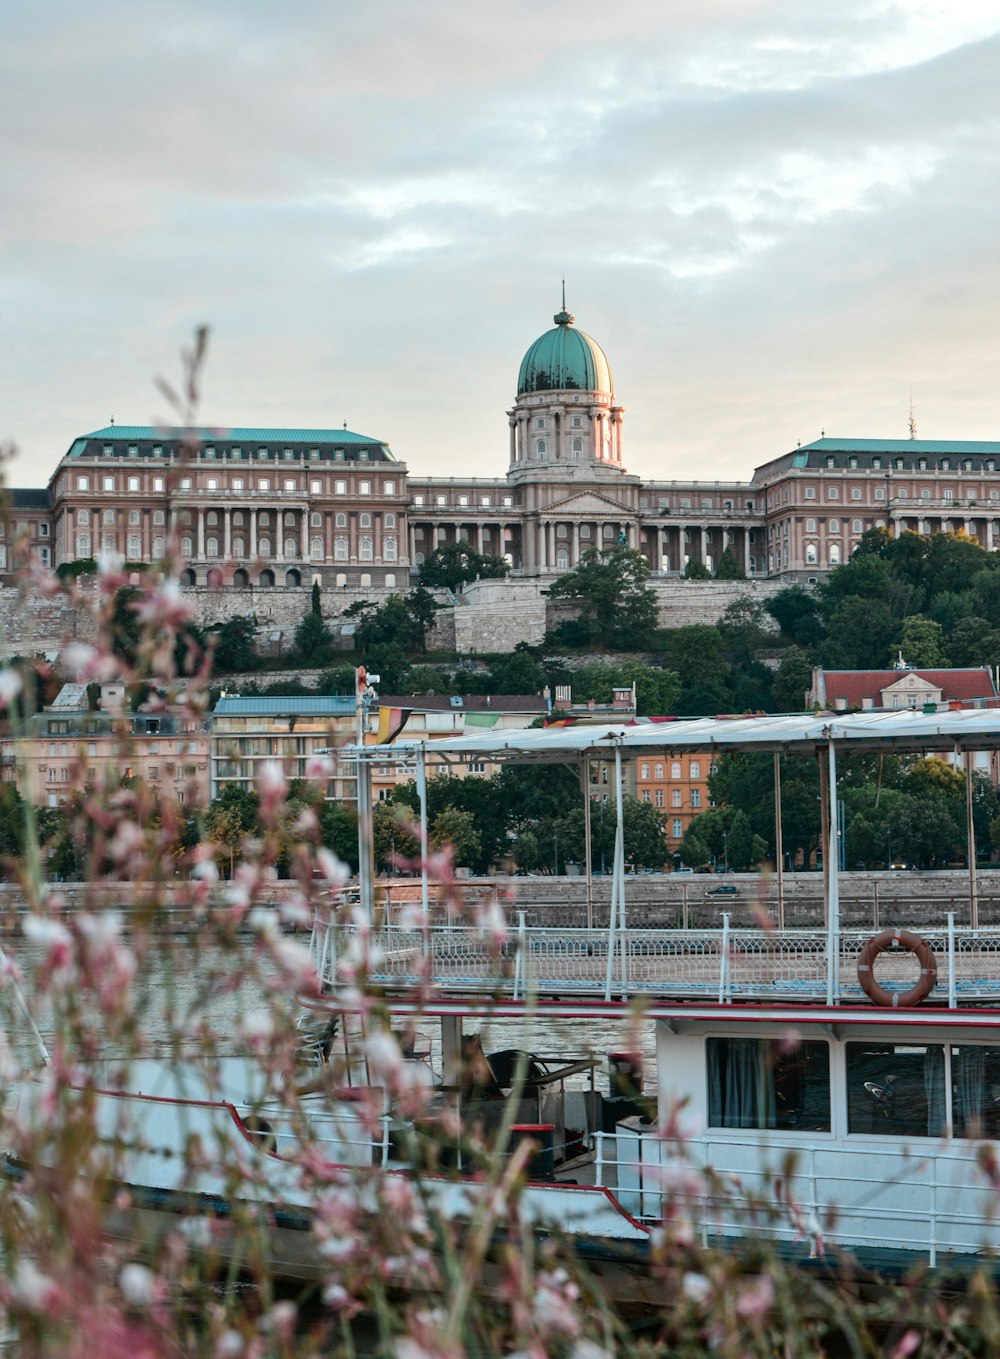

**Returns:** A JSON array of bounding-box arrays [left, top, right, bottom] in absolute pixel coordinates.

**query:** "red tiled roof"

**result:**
[[819, 668, 998, 708]]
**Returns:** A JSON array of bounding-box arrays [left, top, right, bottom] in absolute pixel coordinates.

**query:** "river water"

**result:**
[[3, 936, 657, 1092]]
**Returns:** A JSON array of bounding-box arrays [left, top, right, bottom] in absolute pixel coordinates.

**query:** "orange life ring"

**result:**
[[857, 929, 937, 1008]]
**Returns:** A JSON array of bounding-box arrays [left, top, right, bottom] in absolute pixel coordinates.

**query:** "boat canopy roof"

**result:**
[[350, 707, 1000, 766]]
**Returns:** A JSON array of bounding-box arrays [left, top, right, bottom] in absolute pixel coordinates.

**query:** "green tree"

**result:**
[[821, 597, 896, 669], [772, 648, 814, 712], [713, 547, 745, 580], [321, 801, 360, 872], [548, 547, 659, 649], [718, 597, 771, 667], [429, 807, 481, 868], [293, 609, 335, 666], [766, 587, 824, 647], [346, 590, 440, 655], [418, 543, 510, 591], [895, 615, 947, 667], [683, 557, 711, 580], [211, 615, 258, 672]]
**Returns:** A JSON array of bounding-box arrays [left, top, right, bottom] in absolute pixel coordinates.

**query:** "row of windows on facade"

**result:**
[[72, 473, 398, 496], [94, 444, 377, 462], [824, 453, 999, 472], [639, 760, 709, 779], [73, 508, 398, 530], [640, 787, 703, 809], [74, 533, 398, 562], [769, 482, 1000, 508]]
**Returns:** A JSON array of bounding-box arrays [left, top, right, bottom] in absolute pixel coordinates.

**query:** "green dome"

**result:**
[[517, 307, 613, 396]]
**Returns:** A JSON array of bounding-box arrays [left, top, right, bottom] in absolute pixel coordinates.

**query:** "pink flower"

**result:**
[[134, 579, 194, 630], [0, 668, 22, 709]]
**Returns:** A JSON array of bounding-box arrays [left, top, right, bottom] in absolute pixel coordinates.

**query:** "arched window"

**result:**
[[128, 509, 140, 526], [384, 512, 396, 529], [259, 568, 275, 587], [233, 511, 244, 526], [805, 518, 816, 533], [310, 537, 324, 560], [284, 511, 296, 526], [805, 543, 818, 564], [829, 544, 842, 565], [283, 537, 297, 558], [360, 572, 372, 588], [75, 533, 91, 556], [360, 513, 372, 529], [153, 510, 165, 526], [259, 511, 270, 526], [556, 548, 569, 569], [335, 537, 349, 561], [259, 536, 271, 557], [232, 536, 245, 557], [828, 519, 840, 533], [852, 519, 863, 533], [285, 568, 301, 586], [180, 510, 192, 526], [535, 440, 547, 457], [311, 511, 322, 527], [206, 568, 223, 588], [383, 536, 397, 561], [77, 509, 89, 525], [127, 534, 141, 557], [181, 536, 193, 556], [571, 438, 583, 455], [206, 536, 219, 557], [152, 536, 165, 558], [335, 512, 347, 528], [359, 536, 373, 561], [103, 509, 116, 526], [207, 511, 219, 526], [233, 568, 249, 588]]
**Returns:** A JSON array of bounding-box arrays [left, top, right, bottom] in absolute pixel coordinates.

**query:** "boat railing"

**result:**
[[596, 1125, 1000, 1265], [308, 914, 1000, 1006]]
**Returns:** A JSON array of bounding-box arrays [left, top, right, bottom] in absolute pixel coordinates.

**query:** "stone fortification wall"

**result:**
[[0, 575, 788, 662]]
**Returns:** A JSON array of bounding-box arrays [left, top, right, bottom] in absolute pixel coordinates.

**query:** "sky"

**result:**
[[3, 1, 1000, 489]]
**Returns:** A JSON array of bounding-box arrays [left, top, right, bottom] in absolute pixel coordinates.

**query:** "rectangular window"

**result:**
[[384, 480, 396, 495], [691, 789, 701, 808], [232, 478, 244, 490], [335, 480, 347, 495], [103, 476, 115, 491], [690, 760, 701, 778], [180, 477, 192, 490], [77, 476, 89, 491], [672, 818, 683, 838], [153, 477, 165, 492], [127, 476, 140, 492], [39, 523, 49, 537], [360, 481, 371, 495], [827, 486, 839, 499], [851, 488, 862, 500], [311, 480, 322, 493], [207, 478, 218, 490], [708, 1038, 830, 1130], [284, 479, 296, 491]]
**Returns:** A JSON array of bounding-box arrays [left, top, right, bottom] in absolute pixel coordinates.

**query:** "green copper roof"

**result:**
[[517, 307, 613, 396], [802, 437, 1000, 454], [83, 426, 384, 445]]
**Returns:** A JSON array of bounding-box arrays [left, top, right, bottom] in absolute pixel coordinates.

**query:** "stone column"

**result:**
[[197, 508, 205, 560], [477, 522, 485, 555], [409, 523, 417, 563], [988, 521, 996, 552], [250, 510, 257, 558], [548, 521, 557, 569], [700, 525, 708, 564], [657, 526, 666, 572], [509, 418, 517, 465], [301, 512, 308, 560], [744, 528, 752, 574], [571, 522, 580, 563], [224, 508, 231, 559], [592, 412, 602, 461]]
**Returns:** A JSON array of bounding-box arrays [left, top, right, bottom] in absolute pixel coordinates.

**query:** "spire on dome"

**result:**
[[554, 279, 574, 327]]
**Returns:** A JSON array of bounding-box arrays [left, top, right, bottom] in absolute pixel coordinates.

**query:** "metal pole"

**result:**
[[947, 911, 956, 1009], [581, 758, 593, 931], [818, 751, 829, 927], [774, 753, 785, 930], [826, 738, 840, 1005], [965, 750, 979, 929], [615, 744, 628, 990], [417, 746, 429, 927]]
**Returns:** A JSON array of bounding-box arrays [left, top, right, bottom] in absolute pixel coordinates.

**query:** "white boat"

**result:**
[[10, 708, 1000, 1299]]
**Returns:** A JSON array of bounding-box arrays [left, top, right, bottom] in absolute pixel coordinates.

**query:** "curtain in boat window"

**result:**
[[708, 1038, 776, 1129], [924, 1045, 946, 1138], [956, 1046, 987, 1137]]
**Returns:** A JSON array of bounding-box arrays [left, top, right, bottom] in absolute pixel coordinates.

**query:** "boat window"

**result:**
[[707, 1038, 830, 1131], [848, 1043, 1000, 1139]]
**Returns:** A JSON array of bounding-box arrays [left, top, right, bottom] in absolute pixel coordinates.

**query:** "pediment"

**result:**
[[545, 491, 630, 516]]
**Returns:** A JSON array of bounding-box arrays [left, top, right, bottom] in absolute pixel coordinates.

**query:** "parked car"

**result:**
[[705, 883, 739, 897]]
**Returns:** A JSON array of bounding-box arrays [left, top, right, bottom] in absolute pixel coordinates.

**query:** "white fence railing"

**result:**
[[307, 916, 1000, 1005]]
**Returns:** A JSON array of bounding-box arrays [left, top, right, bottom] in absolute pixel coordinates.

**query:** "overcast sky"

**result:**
[[3, 1, 1000, 489]]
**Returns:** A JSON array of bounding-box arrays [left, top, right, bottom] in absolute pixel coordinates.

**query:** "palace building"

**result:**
[[6, 301, 1000, 590]]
